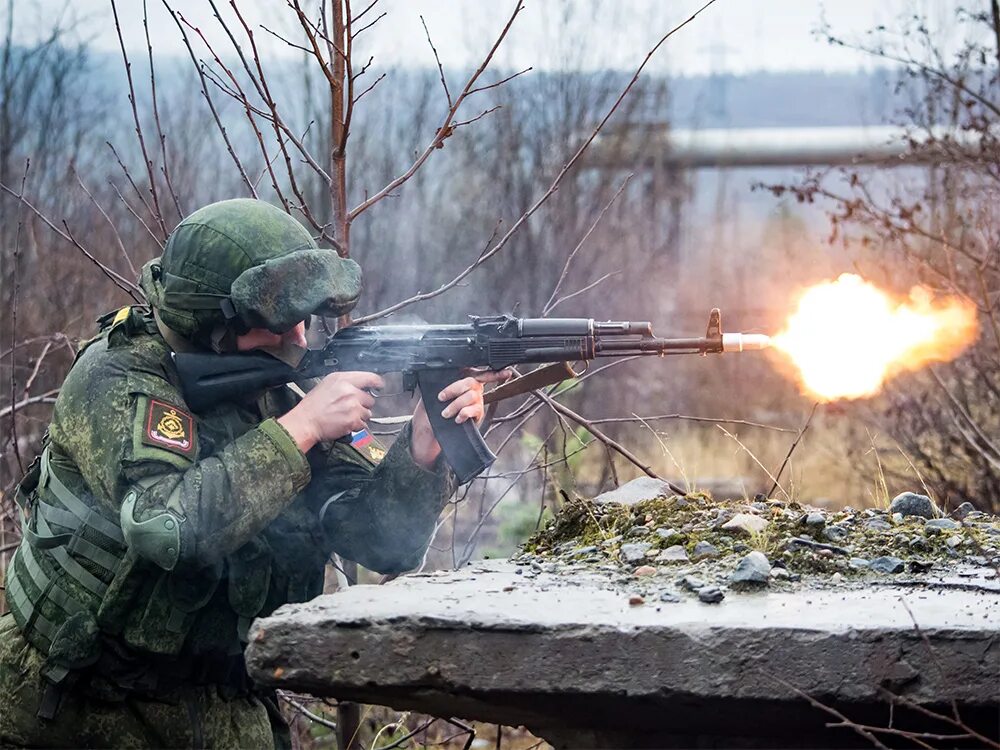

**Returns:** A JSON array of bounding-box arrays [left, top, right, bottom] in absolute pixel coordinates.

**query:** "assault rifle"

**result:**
[[174, 309, 769, 483]]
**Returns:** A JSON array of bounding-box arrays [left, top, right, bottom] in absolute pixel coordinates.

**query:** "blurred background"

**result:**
[[1, 0, 997, 572]]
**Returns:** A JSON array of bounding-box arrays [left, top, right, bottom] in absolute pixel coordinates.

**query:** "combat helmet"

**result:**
[[139, 199, 362, 351]]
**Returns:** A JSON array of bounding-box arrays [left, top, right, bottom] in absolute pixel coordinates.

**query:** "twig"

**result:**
[[278, 693, 338, 731], [107, 174, 163, 250], [717, 425, 790, 501], [373, 718, 437, 750], [587, 414, 796, 432], [348, 0, 527, 221], [22, 340, 52, 398], [162, 0, 258, 197], [766, 674, 892, 750], [420, 15, 451, 108], [544, 175, 631, 315], [767, 401, 818, 498], [72, 167, 137, 278], [0, 390, 60, 420], [0, 176, 143, 301], [8, 162, 28, 476], [535, 390, 686, 492], [110, 0, 168, 241], [466, 67, 532, 96], [143, 0, 184, 220], [545, 271, 621, 315], [354, 0, 719, 322]]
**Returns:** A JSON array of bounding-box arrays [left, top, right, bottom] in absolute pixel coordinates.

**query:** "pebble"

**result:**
[[620, 542, 652, 563], [865, 519, 892, 532], [889, 492, 938, 519], [730, 551, 771, 588], [572, 546, 598, 556], [891, 513, 904, 525], [634, 565, 658, 577], [869, 556, 905, 574], [721, 513, 769, 536], [656, 527, 681, 541], [805, 512, 826, 527], [909, 559, 933, 573], [925, 518, 960, 534], [691, 541, 720, 560], [657, 545, 690, 563], [628, 594, 645, 606], [830, 573, 843, 583], [823, 525, 849, 542], [849, 557, 870, 570], [770, 567, 790, 580], [697, 586, 725, 604], [601, 535, 623, 548], [680, 575, 707, 592], [658, 590, 682, 603], [945, 535, 963, 548], [628, 526, 652, 537]]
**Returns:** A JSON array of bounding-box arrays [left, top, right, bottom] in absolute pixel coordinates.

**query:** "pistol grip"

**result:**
[[416, 369, 496, 484]]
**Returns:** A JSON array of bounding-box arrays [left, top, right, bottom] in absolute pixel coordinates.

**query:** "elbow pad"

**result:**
[[120, 490, 182, 571]]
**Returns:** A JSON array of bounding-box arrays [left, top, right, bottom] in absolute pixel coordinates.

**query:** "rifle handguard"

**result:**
[[483, 362, 578, 405]]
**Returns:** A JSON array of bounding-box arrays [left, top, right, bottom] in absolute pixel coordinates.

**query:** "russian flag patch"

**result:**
[[350, 428, 373, 448]]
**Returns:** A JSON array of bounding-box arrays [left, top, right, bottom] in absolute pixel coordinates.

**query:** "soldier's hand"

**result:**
[[278, 371, 384, 453], [410, 368, 513, 468]]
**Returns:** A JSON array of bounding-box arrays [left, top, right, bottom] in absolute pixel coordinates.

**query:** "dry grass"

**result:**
[[570, 414, 894, 509]]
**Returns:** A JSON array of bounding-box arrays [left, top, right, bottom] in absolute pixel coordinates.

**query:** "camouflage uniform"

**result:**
[[0, 200, 455, 748]]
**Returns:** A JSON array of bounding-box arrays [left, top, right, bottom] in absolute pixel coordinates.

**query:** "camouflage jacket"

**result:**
[[8, 307, 454, 681]]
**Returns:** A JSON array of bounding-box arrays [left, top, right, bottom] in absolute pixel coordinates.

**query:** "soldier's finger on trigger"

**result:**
[[341, 370, 385, 391], [441, 389, 480, 419]]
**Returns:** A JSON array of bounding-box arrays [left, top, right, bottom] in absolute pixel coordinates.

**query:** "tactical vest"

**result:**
[[5, 307, 325, 716]]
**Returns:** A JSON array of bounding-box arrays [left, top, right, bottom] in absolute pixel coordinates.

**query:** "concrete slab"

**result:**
[[247, 560, 1000, 748]]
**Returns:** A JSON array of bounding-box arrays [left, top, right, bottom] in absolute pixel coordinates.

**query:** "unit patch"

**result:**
[[143, 399, 196, 455]]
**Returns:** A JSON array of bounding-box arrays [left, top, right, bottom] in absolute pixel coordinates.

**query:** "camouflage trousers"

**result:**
[[0, 614, 283, 749]]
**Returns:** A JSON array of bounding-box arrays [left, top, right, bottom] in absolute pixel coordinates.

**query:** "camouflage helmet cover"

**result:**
[[139, 199, 361, 348]]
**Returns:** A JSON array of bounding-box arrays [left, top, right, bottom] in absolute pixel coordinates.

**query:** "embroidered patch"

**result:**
[[349, 427, 385, 463], [350, 428, 373, 449], [143, 399, 196, 455]]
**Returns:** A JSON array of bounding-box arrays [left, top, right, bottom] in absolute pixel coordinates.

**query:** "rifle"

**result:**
[[174, 309, 769, 483]]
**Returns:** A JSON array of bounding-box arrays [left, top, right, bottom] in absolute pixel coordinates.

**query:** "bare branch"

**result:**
[[354, 0, 719, 321], [0, 389, 59, 420], [72, 167, 137, 278], [587, 413, 797, 432], [349, 0, 527, 220], [22, 340, 53, 398], [0, 180, 143, 300], [143, 0, 183, 221], [466, 66, 532, 97], [544, 271, 621, 315], [767, 401, 819, 498], [420, 15, 451, 109], [110, 0, 168, 240], [278, 693, 338, 731], [7, 162, 29, 476], [717, 425, 790, 501], [352, 72, 386, 105], [544, 175, 631, 315], [352, 10, 386, 37], [161, 0, 258, 197]]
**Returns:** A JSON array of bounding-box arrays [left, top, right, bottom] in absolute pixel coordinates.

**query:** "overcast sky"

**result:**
[[11, 0, 957, 76]]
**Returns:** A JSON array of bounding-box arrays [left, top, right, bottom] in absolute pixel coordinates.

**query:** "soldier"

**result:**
[[0, 199, 499, 748]]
